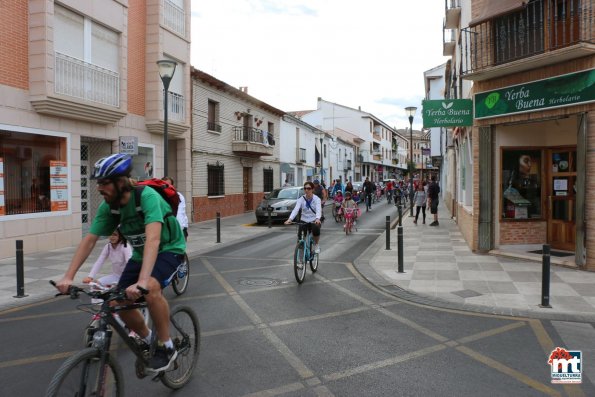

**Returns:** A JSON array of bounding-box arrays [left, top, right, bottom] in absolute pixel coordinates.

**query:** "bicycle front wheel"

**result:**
[[46, 347, 123, 397], [161, 306, 201, 390], [172, 254, 190, 296], [293, 241, 306, 283]]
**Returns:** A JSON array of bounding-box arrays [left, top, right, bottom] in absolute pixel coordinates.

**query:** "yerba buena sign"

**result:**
[[475, 68, 595, 119], [422, 99, 473, 128]]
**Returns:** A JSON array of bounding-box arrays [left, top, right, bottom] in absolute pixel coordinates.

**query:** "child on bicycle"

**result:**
[[342, 191, 359, 225], [333, 190, 344, 217], [82, 229, 132, 287]]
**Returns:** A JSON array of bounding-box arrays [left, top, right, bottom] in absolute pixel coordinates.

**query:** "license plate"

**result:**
[[271, 212, 278, 216]]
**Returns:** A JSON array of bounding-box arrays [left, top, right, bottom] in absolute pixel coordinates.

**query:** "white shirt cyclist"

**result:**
[[288, 194, 322, 223]]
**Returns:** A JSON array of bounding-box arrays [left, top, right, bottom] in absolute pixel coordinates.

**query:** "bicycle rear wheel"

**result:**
[[160, 305, 200, 390], [45, 347, 123, 397], [172, 254, 190, 296], [293, 241, 306, 283]]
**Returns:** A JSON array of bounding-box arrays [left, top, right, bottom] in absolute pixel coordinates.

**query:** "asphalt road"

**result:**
[[1, 200, 594, 396]]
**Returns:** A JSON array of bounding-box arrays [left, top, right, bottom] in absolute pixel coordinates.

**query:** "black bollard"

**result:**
[[14, 240, 28, 298], [267, 206, 272, 228], [216, 212, 221, 243], [398, 204, 402, 227], [397, 226, 404, 273], [385, 216, 391, 250], [540, 244, 551, 308]]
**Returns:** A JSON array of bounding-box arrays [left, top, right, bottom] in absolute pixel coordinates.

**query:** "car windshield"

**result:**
[[268, 189, 299, 199]]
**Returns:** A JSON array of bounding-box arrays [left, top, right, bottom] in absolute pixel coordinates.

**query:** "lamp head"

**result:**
[[157, 59, 178, 86], [405, 106, 417, 124]]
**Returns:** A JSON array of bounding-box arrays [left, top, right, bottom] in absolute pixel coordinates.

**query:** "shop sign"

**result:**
[[475, 68, 595, 119], [119, 136, 138, 155], [422, 148, 431, 156], [0, 157, 4, 216], [422, 99, 473, 127], [49, 160, 68, 212]]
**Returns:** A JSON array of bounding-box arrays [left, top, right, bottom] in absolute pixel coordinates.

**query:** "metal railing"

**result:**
[[232, 126, 275, 146], [166, 91, 185, 122], [207, 121, 222, 132], [445, 0, 460, 11], [55, 52, 119, 107], [461, 0, 594, 75], [162, 0, 185, 36]]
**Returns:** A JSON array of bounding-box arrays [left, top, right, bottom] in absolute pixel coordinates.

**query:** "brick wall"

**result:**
[[500, 221, 547, 245], [0, 0, 28, 89], [192, 192, 263, 222], [586, 111, 595, 271], [457, 205, 475, 251], [127, 0, 146, 116]]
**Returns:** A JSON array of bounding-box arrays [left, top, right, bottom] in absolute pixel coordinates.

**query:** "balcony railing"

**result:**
[[443, 23, 456, 55], [461, 0, 595, 76], [207, 121, 221, 132], [445, 0, 461, 29], [345, 160, 352, 170], [232, 126, 275, 146], [162, 0, 185, 36], [55, 52, 119, 107], [167, 91, 185, 122]]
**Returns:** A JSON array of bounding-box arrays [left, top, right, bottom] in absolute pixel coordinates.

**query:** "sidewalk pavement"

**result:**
[[0, 212, 269, 312], [356, 200, 595, 322]]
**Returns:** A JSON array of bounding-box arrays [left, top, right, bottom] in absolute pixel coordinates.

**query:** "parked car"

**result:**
[[255, 186, 304, 224]]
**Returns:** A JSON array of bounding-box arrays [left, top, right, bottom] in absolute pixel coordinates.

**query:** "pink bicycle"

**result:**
[[343, 207, 361, 235]]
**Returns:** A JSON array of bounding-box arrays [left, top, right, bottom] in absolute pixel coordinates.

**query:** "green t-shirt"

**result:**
[[89, 187, 186, 262]]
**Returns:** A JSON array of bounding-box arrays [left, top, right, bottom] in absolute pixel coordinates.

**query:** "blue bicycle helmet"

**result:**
[[91, 153, 132, 179]]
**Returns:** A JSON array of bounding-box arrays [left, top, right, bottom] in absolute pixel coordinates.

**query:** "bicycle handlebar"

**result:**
[[49, 280, 148, 301]]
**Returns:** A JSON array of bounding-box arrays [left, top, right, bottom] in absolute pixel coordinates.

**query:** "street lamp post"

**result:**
[[157, 59, 178, 177], [318, 133, 324, 184], [405, 106, 417, 216]]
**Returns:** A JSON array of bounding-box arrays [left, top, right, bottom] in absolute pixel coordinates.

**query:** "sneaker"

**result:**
[[148, 345, 178, 372], [414, 220, 417, 224], [429, 221, 439, 226], [314, 244, 321, 254]]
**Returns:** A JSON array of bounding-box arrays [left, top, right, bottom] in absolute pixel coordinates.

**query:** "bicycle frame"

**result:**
[[297, 225, 315, 262]]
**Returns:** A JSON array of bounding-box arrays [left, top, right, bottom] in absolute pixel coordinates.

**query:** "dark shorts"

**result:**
[[430, 198, 439, 214], [298, 222, 321, 238], [117, 251, 183, 290]]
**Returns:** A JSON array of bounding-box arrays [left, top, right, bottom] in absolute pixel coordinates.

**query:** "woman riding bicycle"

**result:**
[[284, 181, 322, 254]]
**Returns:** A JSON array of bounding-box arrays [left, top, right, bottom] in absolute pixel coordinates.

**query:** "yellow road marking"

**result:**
[[456, 345, 561, 397]]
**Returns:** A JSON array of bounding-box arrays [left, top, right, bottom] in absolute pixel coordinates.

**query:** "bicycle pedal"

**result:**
[[150, 373, 163, 382]]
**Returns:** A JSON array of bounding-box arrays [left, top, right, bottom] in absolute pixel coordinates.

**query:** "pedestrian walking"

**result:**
[[413, 184, 426, 225], [427, 176, 440, 226]]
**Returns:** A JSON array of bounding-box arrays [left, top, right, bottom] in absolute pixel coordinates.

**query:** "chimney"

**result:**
[[239, 86, 248, 94], [358, 106, 361, 111]]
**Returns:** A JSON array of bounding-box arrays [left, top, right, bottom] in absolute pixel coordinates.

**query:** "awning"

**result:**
[[469, 0, 526, 27]]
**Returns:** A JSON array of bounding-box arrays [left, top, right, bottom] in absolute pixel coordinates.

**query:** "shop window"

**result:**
[[130, 146, 155, 182], [501, 149, 542, 219], [208, 162, 225, 196], [0, 129, 69, 216], [263, 168, 273, 192]]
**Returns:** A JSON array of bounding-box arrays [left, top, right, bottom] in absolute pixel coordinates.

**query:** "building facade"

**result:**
[[279, 114, 319, 186], [445, 0, 595, 270], [191, 69, 284, 221], [0, 0, 191, 259]]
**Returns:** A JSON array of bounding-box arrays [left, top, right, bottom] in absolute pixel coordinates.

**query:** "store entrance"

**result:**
[[546, 147, 577, 251]]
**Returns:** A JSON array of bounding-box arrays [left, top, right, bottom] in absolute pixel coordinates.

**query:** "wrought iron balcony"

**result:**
[[232, 126, 274, 157], [207, 121, 221, 132], [460, 0, 595, 80], [162, 0, 185, 36], [298, 148, 307, 163]]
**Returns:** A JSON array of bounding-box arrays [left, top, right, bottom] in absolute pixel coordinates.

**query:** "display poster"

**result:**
[[130, 146, 154, 182], [553, 179, 568, 191], [0, 157, 5, 216], [50, 160, 68, 211]]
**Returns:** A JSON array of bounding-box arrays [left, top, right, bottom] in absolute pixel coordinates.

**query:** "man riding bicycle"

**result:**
[[55, 153, 186, 372], [284, 181, 322, 253]]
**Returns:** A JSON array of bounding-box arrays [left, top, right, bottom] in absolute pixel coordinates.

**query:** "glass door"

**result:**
[[547, 148, 576, 251]]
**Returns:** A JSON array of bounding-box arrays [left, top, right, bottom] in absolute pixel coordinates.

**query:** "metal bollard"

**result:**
[[385, 216, 391, 250], [14, 240, 28, 298], [397, 226, 404, 273], [398, 204, 402, 227], [216, 212, 221, 243], [267, 207, 272, 228], [540, 244, 551, 308]]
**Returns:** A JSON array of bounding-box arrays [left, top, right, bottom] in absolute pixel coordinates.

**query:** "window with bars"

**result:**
[[207, 163, 225, 196], [263, 168, 274, 192], [207, 99, 221, 132]]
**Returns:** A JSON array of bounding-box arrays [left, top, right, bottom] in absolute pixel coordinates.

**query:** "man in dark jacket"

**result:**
[[363, 177, 374, 212], [427, 176, 440, 226]]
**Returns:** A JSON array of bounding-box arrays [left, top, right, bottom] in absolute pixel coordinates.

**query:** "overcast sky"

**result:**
[[190, 0, 449, 130]]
